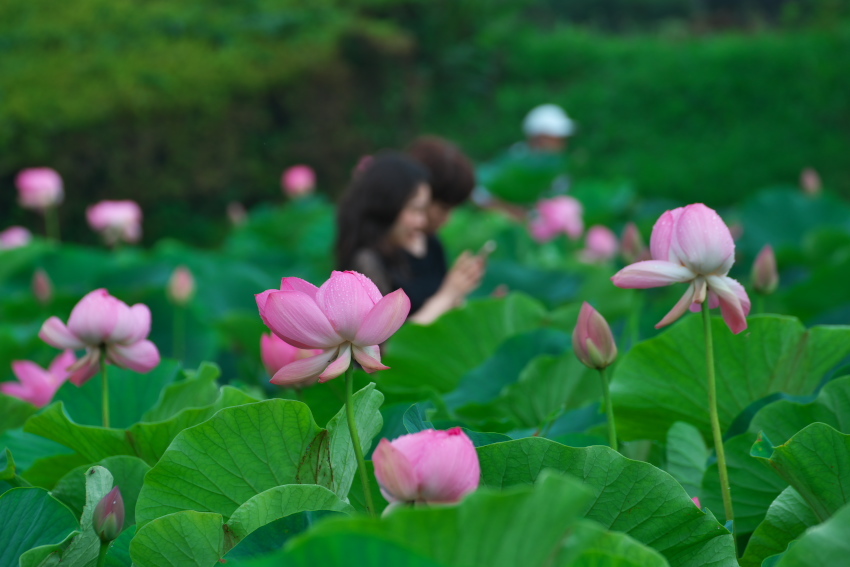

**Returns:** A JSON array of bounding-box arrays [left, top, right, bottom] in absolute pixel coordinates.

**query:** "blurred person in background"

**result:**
[[336, 152, 484, 325], [475, 103, 575, 216]]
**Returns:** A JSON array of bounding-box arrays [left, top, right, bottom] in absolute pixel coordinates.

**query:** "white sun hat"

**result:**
[[522, 104, 575, 137]]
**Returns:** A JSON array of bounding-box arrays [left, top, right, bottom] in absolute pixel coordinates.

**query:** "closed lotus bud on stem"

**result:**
[[168, 266, 195, 306], [751, 244, 778, 295], [32, 269, 53, 305], [93, 486, 124, 542], [573, 302, 618, 370]]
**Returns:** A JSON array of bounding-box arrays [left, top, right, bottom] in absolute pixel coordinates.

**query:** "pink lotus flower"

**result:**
[[93, 486, 125, 542], [573, 302, 617, 370], [282, 165, 316, 197], [800, 167, 822, 196], [256, 271, 410, 387], [32, 269, 53, 305], [16, 168, 64, 211], [260, 333, 322, 380], [0, 226, 32, 250], [39, 289, 161, 385], [580, 225, 618, 263], [86, 201, 143, 245], [529, 196, 584, 243], [611, 203, 751, 334], [1, 350, 76, 407], [167, 266, 195, 306], [751, 244, 778, 295], [692, 496, 702, 508], [373, 428, 480, 507]]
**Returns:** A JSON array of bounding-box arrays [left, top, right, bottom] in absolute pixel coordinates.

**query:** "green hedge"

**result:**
[[2, 0, 849, 245]]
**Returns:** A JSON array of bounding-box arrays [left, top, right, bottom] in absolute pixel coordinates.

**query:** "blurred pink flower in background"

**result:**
[[227, 201, 247, 226], [580, 225, 618, 263], [16, 168, 64, 211], [0, 226, 32, 250], [612, 203, 751, 334], [373, 427, 480, 509], [800, 167, 822, 196], [529, 196, 584, 243], [751, 244, 778, 295], [167, 266, 196, 306], [87, 200, 143, 245], [282, 165, 316, 197], [1, 350, 76, 407], [32, 269, 54, 305], [260, 333, 322, 380], [39, 289, 160, 385], [256, 271, 410, 387], [620, 222, 650, 263], [573, 302, 618, 370]]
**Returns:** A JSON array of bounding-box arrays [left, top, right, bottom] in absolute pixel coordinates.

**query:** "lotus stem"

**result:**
[[101, 350, 110, 429], [702, 303, 734, 531], [45, 206, 61, 242], [345, 365, 375, 516], [598, 367, 618, 451]]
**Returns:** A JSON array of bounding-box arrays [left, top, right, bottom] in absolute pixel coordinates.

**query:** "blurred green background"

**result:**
[[2, 0, 849, 245]]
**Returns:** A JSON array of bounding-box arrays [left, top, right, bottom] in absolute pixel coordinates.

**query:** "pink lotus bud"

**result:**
[[39, 288, 160, 386], [227, 202, 247, 226], [580, 225, 618, 263], [572, 302, 617, 370], [692, 496, 701, 508], [800, 167, 822, 196], [1, 350, 76, 407], [0, 226, 32, 250], [373, 428, 480, 506], [256, 271, 410, 387], [751, 244, 778, 295], [530, 196, 584, 243], [32, 269, 53, 305], [86, 200, 143, 246], [167, 266, 195, 306], [93, 486, 124, 542], [260, 333, 322, 380], [620, 222, 650, 263], [16, 168, 64, 211], [282, 165, 316, 197]]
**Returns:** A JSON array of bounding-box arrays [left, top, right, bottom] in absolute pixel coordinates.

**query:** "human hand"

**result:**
[[441, 251, 485, 305]]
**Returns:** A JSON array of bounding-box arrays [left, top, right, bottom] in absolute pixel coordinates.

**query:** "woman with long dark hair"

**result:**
[[336, 151, 483, 324]]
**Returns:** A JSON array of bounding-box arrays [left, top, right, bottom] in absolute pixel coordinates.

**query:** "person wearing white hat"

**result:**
[[523, 104, 576, 152]]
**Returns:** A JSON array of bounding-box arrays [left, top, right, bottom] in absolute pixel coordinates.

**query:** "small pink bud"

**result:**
[[751, 244, 778, 296], [572, 302, 618, 370], [32, 269, 53, 305], [93, 486, 124, 542], [800, 167, 822, 196], [282, 165, 316, 197], [167, 266, 195, 306], [620, 222, 650, 263], [16, 168, 64, 211], [373, 428, 480, 507], [692, 496, 701, 508], [0, 226, 32, 250]]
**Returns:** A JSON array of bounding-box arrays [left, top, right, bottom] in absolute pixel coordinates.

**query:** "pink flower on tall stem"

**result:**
[[373, 428, 480, 509], [0, 227, 32, 250], [167, 266, 196, 306], [87, 201, 143, 245], [529, 196, 584, 243], [16, 168, 64, 211], [256, 271, 410, 387], [39, 289, 160, 386], [1, 350, 76, 407], [611, 203, 750, 334], [260, 333, 322, 380], [281, 165, 316, 197]]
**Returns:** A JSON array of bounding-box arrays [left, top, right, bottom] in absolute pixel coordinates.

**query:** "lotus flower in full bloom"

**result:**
[[39, 289, 161, 385], [0, 226, 32, 250], [256, 271, 410, 387], [529, 196, 584, 243], [611, 203, 751, 334], [86, 200, 143, 245], [260, 333, 322, 380], [1, 350, 76, 407], [281, 165, 316, 197], [373, 428, 480, 510], [16, 168, 64, 211]]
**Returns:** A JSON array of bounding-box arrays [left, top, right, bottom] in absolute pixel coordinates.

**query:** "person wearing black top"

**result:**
[[336, 150, 483, 324]]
